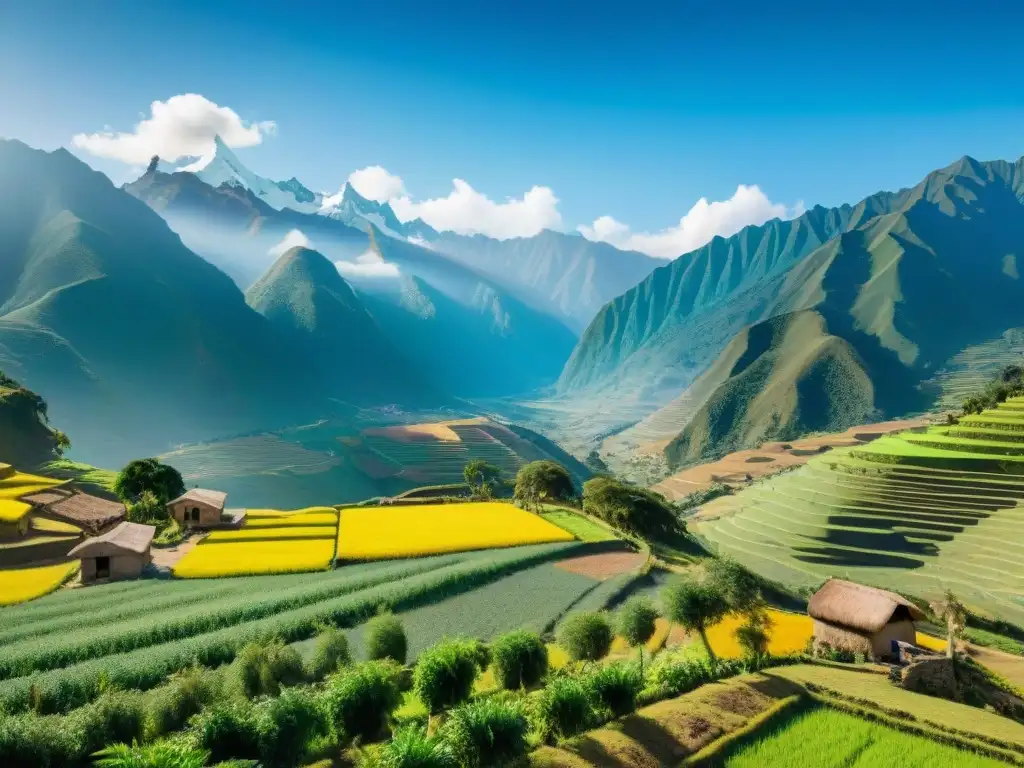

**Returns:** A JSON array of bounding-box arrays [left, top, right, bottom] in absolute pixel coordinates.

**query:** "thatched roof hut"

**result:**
[[166, 488, 242, 528], [22, 489, 126, 534], [808, 578, 925, 660], [68, 521, 154, 583]]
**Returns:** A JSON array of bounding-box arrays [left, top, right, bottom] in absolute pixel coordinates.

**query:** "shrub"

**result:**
[[254, 687, 327, 767], [321, 660, 403, 744], [582, 477, 682, 538], [442, 699, 529, 768], [145, 666, 224, 739], [650, 653, 715, 696], [126, 490, 168, 527], [490, 630, 548, 690], [306, 627, 351, 681], [190, 700, 263, 764], [93, 740, 211, 768], [617, 598, 659, 649], [365, 614, 408, 665], [557, 612, 613, 663], [0, 712, 81, 767], [376, 726, 455, 768], [531, 676, 594, 743], [70, 689, 147, 756], [413, 639, 481, 714], [586, 662, 642, 719], [734, 604, 773, 659], [229, 639, 305, 698]]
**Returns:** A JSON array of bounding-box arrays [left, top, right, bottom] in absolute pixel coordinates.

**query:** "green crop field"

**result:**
[[717, 707, 1005, 767], [691, 400, 1024, 625], [540, 508, 618, 542], [340, 560, 602, 661], [0, 541, 583, 714]]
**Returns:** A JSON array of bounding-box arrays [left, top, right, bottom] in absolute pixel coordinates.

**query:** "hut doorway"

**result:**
[[95, 556, 111, 579]]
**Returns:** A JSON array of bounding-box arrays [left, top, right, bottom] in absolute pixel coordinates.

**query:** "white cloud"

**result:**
[[391, 180, 562, 240], [269, 229, 310, 257], [348, 166, 407, 202], [72, 93, 276, 165], [579, 185, 805, 259], [335, 249, 400, 279]]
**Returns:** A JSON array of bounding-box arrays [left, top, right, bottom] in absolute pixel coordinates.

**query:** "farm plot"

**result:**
[[716, 706, 1005, 767], [343, 559, 602, 661], [336, 502, 574, 560], [174, 506, 340, 577], [0, 562, 77, 606], [692, 405, 1024, 625], [0, 542, 582, 713], [541, 508, 618, 542]]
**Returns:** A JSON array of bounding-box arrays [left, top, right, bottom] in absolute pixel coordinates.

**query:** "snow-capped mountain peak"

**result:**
[[159, 135, 322, 213]]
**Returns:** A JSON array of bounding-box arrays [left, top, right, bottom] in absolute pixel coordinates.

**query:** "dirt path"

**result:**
[[968, 644, 1024, 688], [651, 416, 934, 502], [151, 534, 203, 570]]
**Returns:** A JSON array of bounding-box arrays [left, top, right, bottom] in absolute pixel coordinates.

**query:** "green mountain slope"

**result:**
[[659, 156, 1024, 466], [245, 245, 438, 402], [0, 140, 350, 466], [0, 371, 64, 468]]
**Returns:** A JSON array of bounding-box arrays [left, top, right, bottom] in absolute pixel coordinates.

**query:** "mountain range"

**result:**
[[4, 133, 1024, 482], [563, 156, 1024, 468]]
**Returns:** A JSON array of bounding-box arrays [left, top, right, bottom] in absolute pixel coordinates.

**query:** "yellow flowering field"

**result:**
[[173, 539, 335, 578], [0, 562, 78, 605], [244, 512, 338, 528], [336, 502, 574, 560], [915, 632, 948, 653], [0, 470, 64, 501], [246, 506, 337, 519], [705, 609, 814, 658], [205, 525, 337, 542], [0, 499, 32, 523]]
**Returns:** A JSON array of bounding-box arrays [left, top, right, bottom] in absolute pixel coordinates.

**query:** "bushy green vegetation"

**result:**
[[366, 614, 409, 665], [413, 639, 482, 714], [113, 458, 185, 503], [556, 611, 613, 663], [441, 698, 529, 768], [513, 461, 575, 509], [582, 476, 683, 539], [489, 630, 548, 690]]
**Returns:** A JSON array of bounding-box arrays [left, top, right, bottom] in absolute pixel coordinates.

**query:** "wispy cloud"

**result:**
[[335, 249, 400, 278], [269, 229, 310, 257]]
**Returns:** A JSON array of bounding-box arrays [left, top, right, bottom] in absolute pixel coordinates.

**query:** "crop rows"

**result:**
[[691, 423, 1024, 625], [0, 541, 582, 713]]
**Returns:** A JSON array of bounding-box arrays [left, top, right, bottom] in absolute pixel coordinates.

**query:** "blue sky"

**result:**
[[2, 0, 1023, 252]]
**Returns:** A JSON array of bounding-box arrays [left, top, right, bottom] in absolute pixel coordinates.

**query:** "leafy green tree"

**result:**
[[617, 597, 659, 674], [704, 557, 762, 614], [463, 459, 501, 499], [52, 430, 71, 458], [662, 578, 729, 662], [582, 476, 682, 539], [413, 639, 481, 715], [513, 461, 574, 510], [125, 490, 167, 527], [113, 458, 185, 504], [490, 630, 548, 690], [365, 613, 408, 664], [557, 612, 613, 663]]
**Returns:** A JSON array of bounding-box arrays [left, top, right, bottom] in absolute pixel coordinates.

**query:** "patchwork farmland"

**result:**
[[691, 398, 1024, 625]]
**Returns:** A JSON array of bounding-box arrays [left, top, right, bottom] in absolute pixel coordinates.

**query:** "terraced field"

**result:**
[[691, 399, 1024, 625], [923, 330, 1024, 411]]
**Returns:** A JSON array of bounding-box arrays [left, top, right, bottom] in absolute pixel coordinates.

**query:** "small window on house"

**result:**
[[191, 507, 200, 522], [95, 556, 110, 579]]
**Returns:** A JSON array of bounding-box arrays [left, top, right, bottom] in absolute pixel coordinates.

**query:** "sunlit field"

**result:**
[[336, 502, 575, 560], [0, 562, 78, 605]]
